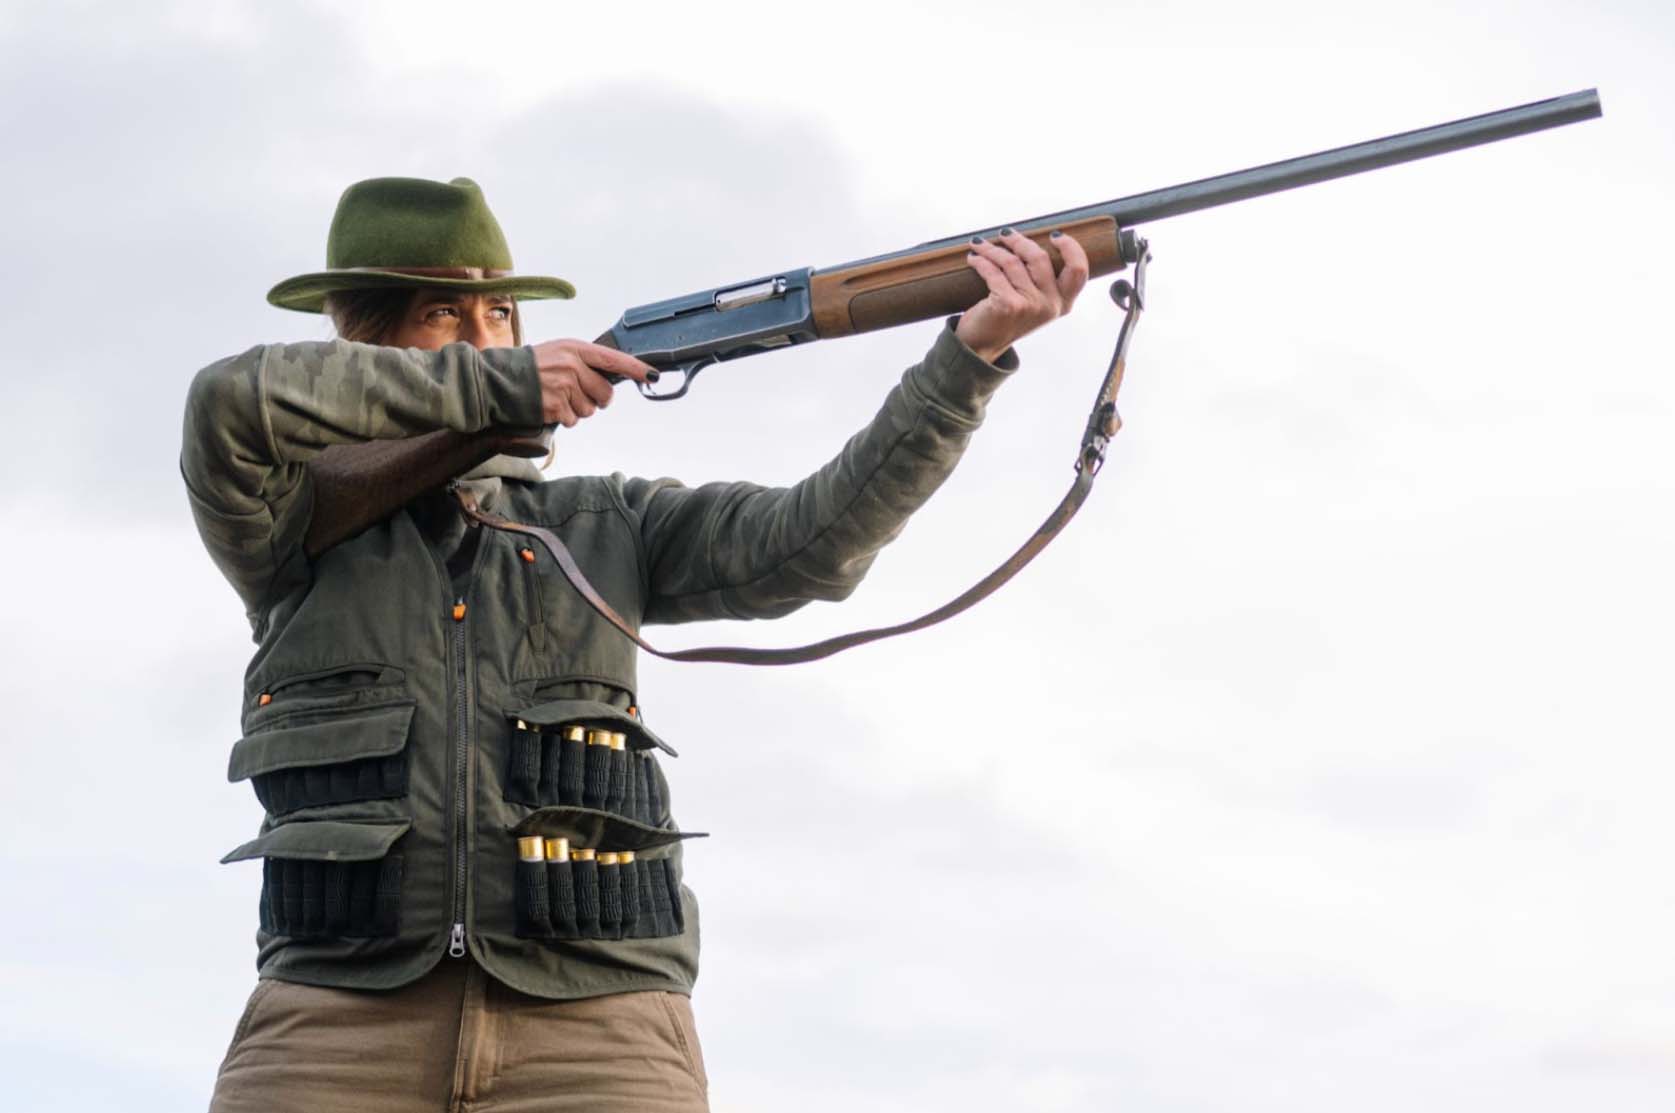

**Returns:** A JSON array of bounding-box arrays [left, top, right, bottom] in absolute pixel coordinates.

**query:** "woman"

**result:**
[[185, 176, 1086, 1112]]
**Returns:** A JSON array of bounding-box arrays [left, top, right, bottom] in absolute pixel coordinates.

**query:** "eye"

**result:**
[[489, 304, 514, 322], [425, 305, 460, 324]]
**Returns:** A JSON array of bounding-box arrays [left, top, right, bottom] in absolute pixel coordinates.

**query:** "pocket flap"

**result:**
[[512, 699, 676, 757], [228, 703, 415, 783], [509, 806, 705, 852], [220, 820, 411, 865]]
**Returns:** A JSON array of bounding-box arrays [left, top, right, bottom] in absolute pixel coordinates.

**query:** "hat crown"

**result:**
[[266, 175, 573, 313], [325, 176, 514, 271]]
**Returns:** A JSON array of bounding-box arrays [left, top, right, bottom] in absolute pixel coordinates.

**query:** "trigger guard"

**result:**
[[635, 357, 714, 401]]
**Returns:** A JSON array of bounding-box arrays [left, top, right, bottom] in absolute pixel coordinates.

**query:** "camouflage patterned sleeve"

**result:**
[[181, 340, 542, 616], [618, 323, 1018, 625]]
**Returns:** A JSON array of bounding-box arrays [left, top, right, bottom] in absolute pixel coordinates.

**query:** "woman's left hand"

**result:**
[[955, 228, 1090, 364]]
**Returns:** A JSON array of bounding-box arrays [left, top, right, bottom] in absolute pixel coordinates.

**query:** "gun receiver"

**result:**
[[305, 88, 1601, 555]]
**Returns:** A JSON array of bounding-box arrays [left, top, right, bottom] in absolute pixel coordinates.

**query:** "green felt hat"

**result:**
[[267, 176, 575, 313]]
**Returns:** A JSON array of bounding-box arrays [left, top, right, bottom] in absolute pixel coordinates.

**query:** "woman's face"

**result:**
[[384, 291, 517, 350]]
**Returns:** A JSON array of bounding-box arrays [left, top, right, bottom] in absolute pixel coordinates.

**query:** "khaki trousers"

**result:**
[[209, 960, 709, 1113]]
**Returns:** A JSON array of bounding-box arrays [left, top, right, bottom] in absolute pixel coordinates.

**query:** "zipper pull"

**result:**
[[452, 599, 467, 622], [449, 922, 467, 958]]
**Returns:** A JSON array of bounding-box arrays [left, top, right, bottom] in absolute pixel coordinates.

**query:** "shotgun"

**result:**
[[305, 88, 1601, 556]]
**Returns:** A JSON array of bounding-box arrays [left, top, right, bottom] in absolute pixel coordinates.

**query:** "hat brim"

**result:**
[[267, 269, 576, 313]]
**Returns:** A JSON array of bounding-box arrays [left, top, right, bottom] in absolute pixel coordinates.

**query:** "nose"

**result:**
[[460, 308, 493, 351]]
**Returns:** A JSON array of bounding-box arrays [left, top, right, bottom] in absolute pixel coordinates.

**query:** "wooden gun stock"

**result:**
[[809, 215, 1125, 338], [305, 427, 549, 557]]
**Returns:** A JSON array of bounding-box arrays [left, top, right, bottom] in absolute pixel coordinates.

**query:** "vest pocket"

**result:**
[[510, 808, 699, 941], [220, 820, 410, 940], [503, 700, 674, 825], [228, 703, 415, 817], [515, 852, 686, 941]]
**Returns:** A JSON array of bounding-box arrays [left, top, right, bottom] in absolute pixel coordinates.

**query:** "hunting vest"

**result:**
[[219, 476, 701, 999]]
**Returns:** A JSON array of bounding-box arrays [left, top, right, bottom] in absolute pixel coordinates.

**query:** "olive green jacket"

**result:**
[[180, 326, 1015, 998]]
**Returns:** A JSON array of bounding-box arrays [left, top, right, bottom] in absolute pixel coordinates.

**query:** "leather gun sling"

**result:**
[[453, 252, 1150, 667]]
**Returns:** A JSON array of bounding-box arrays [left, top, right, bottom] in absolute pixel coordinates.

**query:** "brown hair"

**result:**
[[324, 287, 524, 345]]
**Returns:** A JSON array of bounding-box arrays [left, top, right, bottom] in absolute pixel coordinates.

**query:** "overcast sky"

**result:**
[[1, 2, 1671, 1110]]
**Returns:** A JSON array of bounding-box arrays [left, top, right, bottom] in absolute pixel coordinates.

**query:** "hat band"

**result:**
[[346, 265, 515, 279]]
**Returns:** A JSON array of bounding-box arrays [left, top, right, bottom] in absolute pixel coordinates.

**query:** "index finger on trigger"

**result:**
[[576, 342, 661, 384]]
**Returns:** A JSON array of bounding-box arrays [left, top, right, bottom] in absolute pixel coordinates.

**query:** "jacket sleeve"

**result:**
[[618, 323, 1017, 625], [180, 339, 543, 617]]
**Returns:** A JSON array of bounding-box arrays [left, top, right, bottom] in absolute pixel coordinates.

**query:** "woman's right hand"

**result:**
[[529, 340, 659, 427]]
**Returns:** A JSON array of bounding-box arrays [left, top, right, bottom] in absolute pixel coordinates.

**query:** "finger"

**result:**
[[549, 394, 578, 429], [571, 341, 659, 383], [971, 237, 1034, 297], [965, 249, 1017, 300], [1000, 230, 1059, 303], [574, 364, 615, 408], [1049, 230, 1090, 307], [569, 388, 597, 420]]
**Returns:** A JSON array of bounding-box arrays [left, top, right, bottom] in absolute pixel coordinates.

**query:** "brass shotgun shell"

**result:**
[[516, 836, 545, 862], [561, 725, 586, 743], [571, 847, 596, 862], [585, 728, 612, 747], [608, 731, 627, 751], [543, 837, 570, 862], [618, 850, 636, 865], [598, 851, 620, 866]]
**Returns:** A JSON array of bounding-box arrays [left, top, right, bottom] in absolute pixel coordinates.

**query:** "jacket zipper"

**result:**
[[449, 595, 470, 957], [427, 503, 489, 963]]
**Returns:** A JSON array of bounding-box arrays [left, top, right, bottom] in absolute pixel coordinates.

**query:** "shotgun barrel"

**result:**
[[912, 88, 1602, 257]]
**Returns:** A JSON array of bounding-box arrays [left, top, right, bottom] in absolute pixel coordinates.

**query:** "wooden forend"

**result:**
[[809, 215, 1124, 339]]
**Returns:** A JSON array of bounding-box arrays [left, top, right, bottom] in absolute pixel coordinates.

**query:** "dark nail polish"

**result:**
[[646, 370, 661, 383], [1050, 230, 1064, 239], [970, 235, 985, 245], [1000, 226, 1016, 235]]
